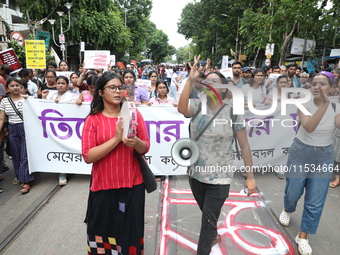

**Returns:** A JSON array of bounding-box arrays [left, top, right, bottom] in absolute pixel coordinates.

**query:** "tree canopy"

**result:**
[[178, 0, 340, 66], [17, 0, 172, 63]]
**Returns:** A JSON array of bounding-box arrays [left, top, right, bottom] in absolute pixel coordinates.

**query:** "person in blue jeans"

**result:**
[[279, 71, 340, 255]]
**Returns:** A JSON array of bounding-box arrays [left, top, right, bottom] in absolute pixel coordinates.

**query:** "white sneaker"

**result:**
[[279, 210, 291, 226], [295, 233, 312, 255], [59, 174, 67, 186]]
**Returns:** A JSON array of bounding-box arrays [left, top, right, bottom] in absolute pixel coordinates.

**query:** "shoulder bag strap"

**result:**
[[230, 107, 241, 160], [195, 104, 227, 141], [7, 97, 23, 121]]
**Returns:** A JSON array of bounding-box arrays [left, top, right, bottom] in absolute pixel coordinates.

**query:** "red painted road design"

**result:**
[[159, 177, 295, 255]]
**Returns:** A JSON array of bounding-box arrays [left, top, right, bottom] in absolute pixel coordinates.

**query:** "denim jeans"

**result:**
[[170, 85, 177, 99], [284, 138, 333, 234], [189, 177, 230, 255]]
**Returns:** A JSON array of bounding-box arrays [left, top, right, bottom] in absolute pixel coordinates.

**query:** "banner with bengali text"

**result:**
[[24, 99, 300, 175]]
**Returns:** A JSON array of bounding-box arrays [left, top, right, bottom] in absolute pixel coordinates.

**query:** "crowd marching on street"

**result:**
[[0, 56, 340, 255]]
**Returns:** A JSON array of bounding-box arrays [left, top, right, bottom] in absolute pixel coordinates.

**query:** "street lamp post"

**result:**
[[235, 17, 239, 61], [48, 2, 72, 61], [119, 5, 143, 27]]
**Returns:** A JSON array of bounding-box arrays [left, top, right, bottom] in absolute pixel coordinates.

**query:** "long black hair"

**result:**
[[123, 69, 136, 83], [89, 72, 123, 115], [154, 79, 169, 98]]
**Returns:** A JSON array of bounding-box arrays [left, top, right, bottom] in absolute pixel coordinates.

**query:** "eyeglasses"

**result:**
[[104, 85, 125, 92], [202, 78, 219, 84]]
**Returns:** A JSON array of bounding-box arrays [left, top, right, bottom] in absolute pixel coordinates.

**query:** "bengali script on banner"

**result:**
[[23, 99, 298, 175]]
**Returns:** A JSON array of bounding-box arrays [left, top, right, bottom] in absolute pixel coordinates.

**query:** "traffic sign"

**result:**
[[59, 34, 65, 44], [10, 32, 24, 46]]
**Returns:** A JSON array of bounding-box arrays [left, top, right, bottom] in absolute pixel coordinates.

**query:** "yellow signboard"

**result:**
[[25, 40, 46, 69], [239, 54, 247, 61]]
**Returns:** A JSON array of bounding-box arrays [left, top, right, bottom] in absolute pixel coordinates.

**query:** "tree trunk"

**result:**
[[278, 21, 298, 66]]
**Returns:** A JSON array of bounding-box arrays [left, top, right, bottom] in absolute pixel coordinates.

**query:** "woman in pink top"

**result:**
[[148, 80, 177, 106], [75, 75, 97, 105], [82, 72, 150, 255]]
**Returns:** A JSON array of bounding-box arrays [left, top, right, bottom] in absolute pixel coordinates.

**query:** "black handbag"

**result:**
[[134, 150, 157, 193]]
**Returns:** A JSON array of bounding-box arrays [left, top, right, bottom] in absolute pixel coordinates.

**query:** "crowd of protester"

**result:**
[[0, 58, 340, 255]]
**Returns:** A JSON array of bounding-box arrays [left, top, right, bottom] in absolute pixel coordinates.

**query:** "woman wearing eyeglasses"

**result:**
[[264, 74, 291, 105], [241, 68, 266, 106], [279, 71, 340, 255], [37, 70, 58, 98], [147, 80, 176, 106], [82, 72, 150, 255], [178, 56, 256, 255]]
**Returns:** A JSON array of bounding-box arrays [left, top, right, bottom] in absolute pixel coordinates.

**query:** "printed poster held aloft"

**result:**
[[0, 48, 22, 74], [84, 50, 110, 69], [25, 40, 46, 69]]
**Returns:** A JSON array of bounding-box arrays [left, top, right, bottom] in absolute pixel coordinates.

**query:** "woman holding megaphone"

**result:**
[[177, 56, 256, 255]]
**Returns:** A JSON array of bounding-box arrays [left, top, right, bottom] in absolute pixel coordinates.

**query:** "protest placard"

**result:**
[[25, 40, 46, 69], [84, 50, 110, 69], [0, 48, 22, 74]]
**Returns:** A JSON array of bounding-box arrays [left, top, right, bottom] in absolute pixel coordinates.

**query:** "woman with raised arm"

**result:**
[[177, 56, 256, 255], [279, 71, 340, 255]]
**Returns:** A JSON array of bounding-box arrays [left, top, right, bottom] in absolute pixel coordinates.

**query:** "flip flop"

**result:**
[[329, 179, 340, 188], [20, 183, 31, 194], [0, 187, 3, 193]]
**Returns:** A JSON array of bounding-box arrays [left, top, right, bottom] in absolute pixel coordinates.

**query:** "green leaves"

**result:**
[[178, 0, 340, 65]]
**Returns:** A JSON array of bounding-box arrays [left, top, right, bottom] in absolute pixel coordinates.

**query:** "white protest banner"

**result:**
[[56, 71, 73, 80], [220, 68, 233, 79], [23, 101, 189, 175], [110, 55, 116, 66], [84, 50, 110, 69], [221, 56, 229, 69], [24, 100, 299, 176], [139, 105, 190, 175], [136, 79, 151, 90], [24, 99, 92, 174], [232, 104, 297, 170]]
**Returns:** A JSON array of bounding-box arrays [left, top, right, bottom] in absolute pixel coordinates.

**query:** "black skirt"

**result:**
[[85, 183, 145, 255]]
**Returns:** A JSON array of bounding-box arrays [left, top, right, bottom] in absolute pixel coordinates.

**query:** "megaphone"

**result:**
[[171, 138, 200, 170]]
